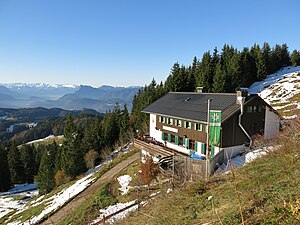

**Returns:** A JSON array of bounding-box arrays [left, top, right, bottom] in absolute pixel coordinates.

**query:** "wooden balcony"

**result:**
[[134, 139, 207, 180]]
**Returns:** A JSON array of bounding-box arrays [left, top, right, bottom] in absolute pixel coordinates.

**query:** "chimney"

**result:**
[[196, 86, 206, 93], [236, 87, 248, 105]]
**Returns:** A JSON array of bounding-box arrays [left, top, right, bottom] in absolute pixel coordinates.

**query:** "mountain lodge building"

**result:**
[[142, 89, 280, 158]]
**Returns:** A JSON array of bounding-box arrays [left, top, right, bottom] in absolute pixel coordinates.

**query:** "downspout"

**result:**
[[237, 96, 252, 148]]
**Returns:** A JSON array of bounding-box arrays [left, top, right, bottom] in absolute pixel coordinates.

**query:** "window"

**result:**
[[258, 106, 262, 112], [247, 106, 253, 113], [178, 136, 183, 146], [163, 132, 168, 141], [160, 116, 166, 123], [167, 118, 173, 125], [184, 121, 192, 129], [194, 123, 203, 131], [171, 134, 175, 143], [175, 119, 182, 127], [189, 139, 195, 150], [247, 105, 262, 113]]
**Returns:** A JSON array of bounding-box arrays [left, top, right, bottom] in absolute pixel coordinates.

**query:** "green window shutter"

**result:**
[[186, 138, 189, 148], [211, 146, 215, 156], [201, 143, 205, 154], [167, 134, 171, 142], [175, 136, 179, 145], [161, 131, 164, 140], [194, 141, 198, 151], [182, 137, 186, 146]]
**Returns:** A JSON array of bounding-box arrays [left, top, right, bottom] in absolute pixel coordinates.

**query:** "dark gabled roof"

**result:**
[[142, 92, 257, 123]]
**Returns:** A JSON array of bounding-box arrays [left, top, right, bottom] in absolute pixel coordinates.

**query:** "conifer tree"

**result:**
[[196, 51, 213, 91], [281, 43, 291, 67], [191, 56, 199, 79], [20, 144, 36, 183], [37, 144, 56, 194], [256, 50, 268, 81], [61, 115, 86, 179], [240, 47, 257, 86], [7, 141, 24, 184], [0, 145, 11, 191], [262, 42, 272, 74], [164, 63, 181, 92], [119, 104, 130, 145], [290, 49, 300, 66], [271, 44, 283, 72], [212, 61, 226, 92]]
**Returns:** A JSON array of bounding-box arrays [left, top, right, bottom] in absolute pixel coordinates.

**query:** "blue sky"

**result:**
[[0, 0, 299, 87]]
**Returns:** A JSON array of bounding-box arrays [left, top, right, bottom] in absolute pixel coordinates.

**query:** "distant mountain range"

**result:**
[[0, 83, 140, 112]]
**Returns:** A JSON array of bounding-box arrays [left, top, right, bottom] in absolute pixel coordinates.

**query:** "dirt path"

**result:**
[[40, 152, 140, 225]]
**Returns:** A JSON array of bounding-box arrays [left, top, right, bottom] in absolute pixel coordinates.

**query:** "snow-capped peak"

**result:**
[[1, 83, 79, 89]]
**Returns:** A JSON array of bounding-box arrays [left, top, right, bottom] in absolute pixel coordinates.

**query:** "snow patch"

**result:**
[[26, 135, 63, 145], [13, 174, 96, 225], [90, 200, 137, 225], [0, 183, 39, 219], [117, 175, 132, 195], [244, 148, 268, 164], [216, 146, 278, 174]]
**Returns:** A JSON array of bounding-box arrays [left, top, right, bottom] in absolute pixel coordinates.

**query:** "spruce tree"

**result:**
[[262, 42, 272, 74], [7, 141, 24, 184], [37, 144, 56, 194], [290, 49, 300, 66], [281, 43, 291, 67], [256, 50, 268, 81], [196, 51, 213, 91], [240, 47, 257, 86], [119, 104, 130, 146], [61, 115, 86, 179], [20, 144, 36, 183], [0, 145, 11, 191], [271, 44, 283, 72], [212, 61, 226, 92]]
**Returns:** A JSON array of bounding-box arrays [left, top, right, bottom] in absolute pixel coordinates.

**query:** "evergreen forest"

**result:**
[[0, 104, 130, 193], [131, 42, 300, 134]]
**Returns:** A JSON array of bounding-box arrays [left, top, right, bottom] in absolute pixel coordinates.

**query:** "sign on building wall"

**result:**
[[209, 110, 221, 147]]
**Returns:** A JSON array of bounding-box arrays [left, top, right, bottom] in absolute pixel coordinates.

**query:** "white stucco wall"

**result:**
[[149, 114, 162, 142], [264, 108, 280, 139], [165, 142, 190, 155], [213, 146, 220, 155]]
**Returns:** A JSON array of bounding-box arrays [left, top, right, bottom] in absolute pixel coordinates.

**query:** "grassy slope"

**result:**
[[57, 148, 139, 225], [274, 93, 300, 118], [119, 123, 300, 224]]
